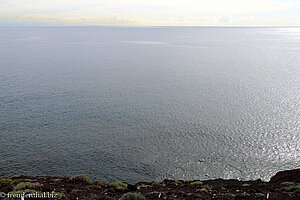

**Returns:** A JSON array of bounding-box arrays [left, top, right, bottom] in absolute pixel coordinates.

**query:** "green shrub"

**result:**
[[69, 174, 92, 184], [185, 179, 196, 182], [240, 192, 250, 197], [282, 185, 300, 195], [23, 179, 33, 182], [202, 184, 212, 190], [294, 185, 300, 195], [109, 182, 128, 190], [94, 181, 106, 187], [140, 184, 152, 188], [190, 181, 203, 185], [141, 184, 152, 188], [12, 175, 25, 179], [0, 178, 14, 188], [14, 182, 42, 190], [282, 185, 296, 192], [37, 177, 47, 180], [152, 181, 165, 187], [120, 192, 146, 200], [174, 180, 183, 186], [281, 182, 295, 186], [242, 183, 250, 187]]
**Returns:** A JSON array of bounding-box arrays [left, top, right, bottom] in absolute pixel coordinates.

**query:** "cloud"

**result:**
[[2, 15, 149, 26], [219, 15, 230, 23], [0, 0, 299, 26]]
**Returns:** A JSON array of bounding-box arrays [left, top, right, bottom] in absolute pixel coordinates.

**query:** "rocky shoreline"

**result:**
[[0, 169, 299, 200]]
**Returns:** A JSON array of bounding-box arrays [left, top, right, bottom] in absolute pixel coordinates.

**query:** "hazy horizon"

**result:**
[[1, 24, 300, 28], [1, 0, 300, 26]]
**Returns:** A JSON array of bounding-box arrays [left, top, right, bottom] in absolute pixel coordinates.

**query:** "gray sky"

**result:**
[[1, 0, 300, 26]]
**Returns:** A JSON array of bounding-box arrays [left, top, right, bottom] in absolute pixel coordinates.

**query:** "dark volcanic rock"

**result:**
[[1, 169, 300, 200], [270, 168, 300, 183]]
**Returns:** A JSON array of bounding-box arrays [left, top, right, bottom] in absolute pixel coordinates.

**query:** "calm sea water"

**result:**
[[0, 27, 299, 183]]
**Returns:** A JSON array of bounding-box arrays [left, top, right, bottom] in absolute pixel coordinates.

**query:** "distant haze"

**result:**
[[1, 0, 300, 26]]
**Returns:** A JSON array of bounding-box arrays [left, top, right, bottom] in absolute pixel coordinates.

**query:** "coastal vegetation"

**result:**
[[69, 174, 93, 184], [14, 182, 42, 190], [0, 169, 299, 199], [0, 178, 14, 188], [109, 182, 128, 190], [282, 184, 300, 195]]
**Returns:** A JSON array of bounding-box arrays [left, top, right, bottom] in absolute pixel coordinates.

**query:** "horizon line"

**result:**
[[1, 24, 300, 28]]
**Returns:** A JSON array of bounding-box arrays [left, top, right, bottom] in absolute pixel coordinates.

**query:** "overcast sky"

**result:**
[[1, 0, 300, 26]]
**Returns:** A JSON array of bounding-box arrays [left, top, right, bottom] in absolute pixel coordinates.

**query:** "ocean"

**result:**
[[0, 27, 299, 183]]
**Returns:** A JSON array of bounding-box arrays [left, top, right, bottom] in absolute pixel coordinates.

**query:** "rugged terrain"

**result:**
[[0, 169, 299, 199]]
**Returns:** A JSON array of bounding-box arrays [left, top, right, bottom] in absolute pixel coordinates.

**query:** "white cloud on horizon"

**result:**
[[0, 0, 299, 26]]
